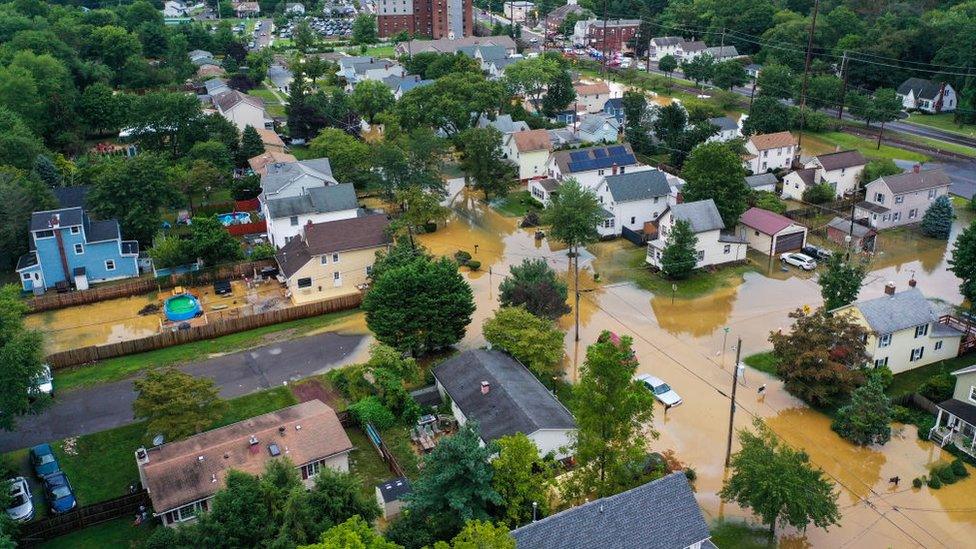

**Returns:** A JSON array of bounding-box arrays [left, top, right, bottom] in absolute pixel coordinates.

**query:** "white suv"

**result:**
[[6, 477, 34, 522]]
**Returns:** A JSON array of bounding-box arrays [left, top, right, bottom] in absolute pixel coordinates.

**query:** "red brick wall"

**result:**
[[378, 14, 416, 37], [589, 24, 639, 53]]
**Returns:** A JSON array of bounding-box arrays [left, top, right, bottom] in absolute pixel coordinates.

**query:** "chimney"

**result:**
[[612, 163, 618, 175], [481, 380, 490, 395], [249, 435, 259, 446], [884, 282, 896, 296], [913, 164, 921, 174], [908, 277, 917, 288], [136, 448, 149, 465], [279, 426, 286, 437]]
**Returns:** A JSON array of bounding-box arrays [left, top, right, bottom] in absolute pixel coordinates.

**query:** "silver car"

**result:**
[[780, 252, 817, 271], [636, 374, 683, 407], [6, 477, 34, 522]]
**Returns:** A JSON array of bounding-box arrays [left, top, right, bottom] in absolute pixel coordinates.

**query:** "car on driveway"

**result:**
[[636, 374, 683, 407], [29, 444, 60, 478], [802, 244, 833, 261], [42, 472, 77, 514], [30, 364, 54, 399], [6, 477, 34, 522], [781, 252, 817, 271]]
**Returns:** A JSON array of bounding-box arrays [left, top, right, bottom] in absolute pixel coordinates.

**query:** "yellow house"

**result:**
[[833, 284, 963, 374], [275, 214, 391, 304]]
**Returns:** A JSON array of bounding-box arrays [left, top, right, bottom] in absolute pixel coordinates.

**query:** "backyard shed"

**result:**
[[737, 207, 807, 255], [826, 217, 877, 252], [375, 477, 411, 519]]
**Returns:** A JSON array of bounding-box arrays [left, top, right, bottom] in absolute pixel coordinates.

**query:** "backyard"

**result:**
[[491, 190, 541, 218]]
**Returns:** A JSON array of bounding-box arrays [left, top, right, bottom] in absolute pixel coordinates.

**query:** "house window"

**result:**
[[874, 193, 885, 204], [895, 195, 904, 204], [653, 197, 659, 203], [365, 265, 373, 277], [915, 324, 929, 338], [878, 333, 892, 348], [598, 169, 605, 176], [630, 216, 635, 224], [620, 166, 626, 174], [36, 230, 53, 239], [332, 253, 339, 263], [970, 386, 976, 403], [297, 277, 312, 288], [105, 259, 115, 271], [74, 243, 84, 255], [22, 273, 30, 281], [321, 256, 328, 264], [603, 219, 614, 228], [909, 346, 925, 362], [301, 459, 324, 480], [70, 226, 80, 235], [909, 208, 918, 219], [874, 357, 889, 368], [935, 340, 943, 351], [754, 230, 760, 236], [892, 212, 901, 222], [290, 216, 299, 226], [928, 189, 937, 199], [724, 244, 731, 254], [696, 250, 704, 261]]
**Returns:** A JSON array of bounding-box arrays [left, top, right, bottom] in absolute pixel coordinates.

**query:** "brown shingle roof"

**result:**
[[140, 400, 351, 513], [248, 151, 297, 175], [815, 150, 866, 171], [792, 168, 818, 186], [512, 129, 552, 152], [257, 128, 285, 148], [749, 131, 797, 150], [276, 214, 391, 278], [214, 90, 265, 112], [574, 82, 611, 97], [879, 169, 951, 194]]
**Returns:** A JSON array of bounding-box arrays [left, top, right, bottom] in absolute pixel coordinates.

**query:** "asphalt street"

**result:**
[[0, 331, 367, 452]]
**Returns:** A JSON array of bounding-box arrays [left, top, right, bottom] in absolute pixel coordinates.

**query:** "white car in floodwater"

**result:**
[[636, 374, 683, 407]]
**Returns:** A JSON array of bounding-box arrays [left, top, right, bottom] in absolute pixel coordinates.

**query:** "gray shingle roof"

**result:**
[[376, 477, 411, 503], [433, 350, 576, 443], [814, 150, 866, 171], [827, 217, 874, 238], [510, 473, 711, 549], [85, 219, 121, 242], [878, 169, 951, 194], [204, 78, 229, 96], [52, 186, 89, 209], [30, 208, 84, 232], [261, 159, 337, 197], [605, 170, 670, 202], [897, 78, 945, 100], [16, 252, 37, 271], [478, 114, 529, 134], [704, 45, 738, 58], [671, 199, 725, 233], [651, 36, 682, 46], [745, 173, 777, 189], [848, 288, 943, 334], [707, 116, 738, 132], [475, 45, 508, 62], [265, 183, 358, 218]]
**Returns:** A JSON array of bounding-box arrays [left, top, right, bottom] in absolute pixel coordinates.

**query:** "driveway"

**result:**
[[0, 331, 367, 452]]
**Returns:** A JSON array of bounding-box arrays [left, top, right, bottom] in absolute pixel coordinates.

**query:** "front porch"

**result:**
[[929, 401, 976, 458]]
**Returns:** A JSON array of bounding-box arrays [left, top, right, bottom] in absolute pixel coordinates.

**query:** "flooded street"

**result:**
[[421, 179, 974, 547]]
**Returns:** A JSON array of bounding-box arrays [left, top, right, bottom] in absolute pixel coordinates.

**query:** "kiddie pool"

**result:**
[[164, 294, 202, 322], [217, 212, 251, 226]]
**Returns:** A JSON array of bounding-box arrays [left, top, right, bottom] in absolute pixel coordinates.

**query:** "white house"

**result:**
[[529, 178, 560, 206], [650, 36, 682, 61], [573, 82, 612, 114], [745, 173, 778, 193], [802, 150, 867, 198], [781, 168, 818, 201], [855, 167, 952, 230], [702, 45, 738, 61], [834, 285, 963, 374], [284, 2, 305, 14], [163, 1, 189, 17], [737, 207, 807, 255], [705, 116, 740, 143], [576, 113, 620, 144], [212, 90, 269, 132], [477, 113, 530, 135], [646, 199, 747, 270], [267, 64, 294, 94], [502, 1, 534, 23], [675, 40, 707, 62], [546, 143, 644, 191], [595, 170, 674, 237], [897, 78, 957, 114], [433, 350, 577, 460], [743, 131, 797, 174], [503, 129, 552, 181]]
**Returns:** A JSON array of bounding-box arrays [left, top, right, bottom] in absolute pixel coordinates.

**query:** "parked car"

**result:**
[[29, 444, 60, 478], [42, 472, 77, 514], [801, 244, 833, 261], [29, 364, 53, 399], [213, 279, 232, 296], [636, 374, 683, 407], [781, 252, 817, 271], [5, 477, 34, 522]]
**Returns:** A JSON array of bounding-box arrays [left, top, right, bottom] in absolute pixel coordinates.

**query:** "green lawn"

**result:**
[[906, 112, 976, 138], [614, 246, 758, 300], [491, 190, 541, 217], [345, 44, 396, 58], [55, 309, 359, 391], [709, 519, 775, 549], [898, 132, 976, 158], [247, 86, 280, 103], [799, 131, 929, 163], [743, 351, 778, 376], [346, 428, 400, 498], [38, 517, 155, 549], [887, 354, 973, 399]]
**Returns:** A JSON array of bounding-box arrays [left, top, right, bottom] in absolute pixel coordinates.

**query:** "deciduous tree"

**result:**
[[818, 254, 867, 310], [351, 14, 378, 44], [711, 60, 747, 90], [491, 434, 553, 527], [498, 258, 571, 320], [742, 96, 792, 135], [681, 54, 714, 88], [681, 142, 749, 227], [303, 516, 401, 549], [0, 285, 47, 431], [483, 307, 564, 380], [89, 153, 181, 244], [660, 219, 699, 279], [541, 69, 575, 116], [132, 368, 227, 442], [308, 128, 372, 187], [503, 57, 561, 113], [434, 520, 516, 549], [352, 79, 395, 124], [187, 215, 243, 266], [457, 126, 517, 200], [658, 54, 678, 86]]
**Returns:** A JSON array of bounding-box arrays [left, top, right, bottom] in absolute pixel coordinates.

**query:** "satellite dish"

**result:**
[[152, 434, 165, 446]]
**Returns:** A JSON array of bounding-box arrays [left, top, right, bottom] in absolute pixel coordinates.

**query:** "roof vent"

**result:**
[[481, 380, 490, 395], [295, 424, 302, 430], [136, 448, 149, 465], [279, 426, 286, 437], [197, 455, 205, 462], [211, 474, 217, 483], [884, 282, 896, 296], [249, 435, 259, 446]]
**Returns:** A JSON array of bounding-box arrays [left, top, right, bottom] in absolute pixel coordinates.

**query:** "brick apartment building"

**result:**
[[583, 19, 640, 53], [377, 0, 473, 39]]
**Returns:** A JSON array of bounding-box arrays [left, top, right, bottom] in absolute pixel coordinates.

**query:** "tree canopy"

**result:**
[[681, 142, 749, 227], [497, 258, 571, 320]]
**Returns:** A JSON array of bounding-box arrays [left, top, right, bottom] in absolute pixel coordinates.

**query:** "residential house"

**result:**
[[502, 1, 534, 23], [212, 90, 269, 132], [17, 207, 139, 292], [264, 184, 358, 249], [826, 217, 876, 252], [486, 56, 518, 79], [137, 400, 352, 527], [188, 49, 214, 66], [393, 76, 433, 100], [248, 151, 297, 175], [276, 214, 390, 304], [546, 143, 642, 190], [834, 285, 963, 374], [737, 207, 807, 255], [650, 36, 683, 61], [705, 116, 740, 143], [781, 167, 819, 201], [503, 129, 552, 181], [433, 349, 577, 460], [595, 170, 674, 237], [573, 82, 612, 114], [744, 173, 777, 193], [510, 473, 713, 549], [267, 64, 294, 94], [929, 365, 976, 458], [544, 0, 584, 36], [676, 40, 707, 62], [897, 78, 957, 114], [257, 128, 286, 153], [646, 199, 747, 270], [547, 126, 582, 148], [196, 64, 225, 79], [375, 478, 411, 520], [336, 56, 373, 81], [343, 59, 405, 90], [528, 178, 560, 206], [203, 78, 230, 97], [745, 63, 762, 78], [232, 1, 260, 17], [477, 113, 530, 135], [855, 167, 951, 230], [576, 113, 620, 144], [703, 45, 738, 61], [163, 1, 190, 17], [803, 150, 867, 198], [284, 2, 305, 14], [742, 131, 797, 174], [52, 186, 89, 210], [471, 44, 509, 71], [395, 36, 517, 56], [576, 19, 640, 53], [603, 97, 624, 123]]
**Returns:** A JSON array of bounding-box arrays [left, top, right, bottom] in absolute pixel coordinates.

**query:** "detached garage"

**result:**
[[737, 207, 807, 255]]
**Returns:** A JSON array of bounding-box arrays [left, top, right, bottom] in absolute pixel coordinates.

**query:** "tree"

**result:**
[[197, 470, 275, 547], [753, 191, 787, 213], [349, 396, 396, 429], [0, 284, 47, 431], [802, 182, 835, 204], [458, 126, 517, 200], [482, 307, 564, 380], [308, 128, 372, 187], [541, 179, 603, 341], [569, 332, 655, 499], [711, 60, 747, 90], [742, 96, 793, 135], [132, 368, 228, 442], [239, 125, 265, 163], [0, 169, 56, 270], [0, 108, 46, 170], [541, 69, 575, 116], [303, 516, 401, 549], [31, 154, 61, 187], [352, 80, 395, 125], [621, 90, 652, 154], [681, 54, 714, 88], [351, 14, 378, 44], [390, 186, 451, 237], [149, 233, 192, 269], [188, 140, 234, 174], [363, 255, 475, 355], [305, 467, 381, 531], [921, 195, 954, 240], [769, 308, 869, 407], [806, 75, 842, 112], [721, 419, 840, 535], [652, 103, 687, 146], [681, 142, 749, 227], [660, 219, 699, 279], [869, 88, 903, 149], [372, 127, 448, 200], [491, 434, 552, 527], [293, 20, 317, 53], [89, 153, 181, 244], [860, 159, 902, 185], [187, 215, 243, 266], [831, 377, 892, 446], [497, 258, 571, 320], [818, 254, 867, 310], [406, 424, 502, 538], [397, 72, 505, 137], [433, 520, 516, 549], [950, 220, 976, 304], [504, 57, 561, 113], [756, 63, 795, 100], [658, 54, 678, 86]]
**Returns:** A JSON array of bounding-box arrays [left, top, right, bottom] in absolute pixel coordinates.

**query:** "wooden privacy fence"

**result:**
[[226, 219, 268, 236], [45, 293, 363, 370], [784, 196, 860, 221], [18, 490, 150, 546], [25, 260, 276, 313], [364, 423, 407, 479]]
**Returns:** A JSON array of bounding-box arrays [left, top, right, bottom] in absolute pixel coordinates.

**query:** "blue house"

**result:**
[[603, 97, 625, 123], [16, 207, 139, 292]]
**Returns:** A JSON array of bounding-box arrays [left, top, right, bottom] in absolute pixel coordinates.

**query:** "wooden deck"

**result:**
[[939, 314, 976, 355]]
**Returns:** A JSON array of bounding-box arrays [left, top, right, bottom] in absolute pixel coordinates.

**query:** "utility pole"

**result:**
[[724, 337, 743, 468], [748, 76, 758, 111], [574, 245, 580, 341], [794, 0, 821, 161], [837, 50, 849, 120]]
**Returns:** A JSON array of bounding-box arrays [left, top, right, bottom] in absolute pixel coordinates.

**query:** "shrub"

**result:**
[[938, 465, 957, 484], [349, 396, 396, 429], [891, 405, 915, 424], [454, 250, 472, 265], [919, 372, 955, 402], [249, 243, 275, 260], [952, 458, 969, 477], [684, 467, 697, 482], [467, 260, 481, 271], [802, 182, 835, 204], [912, 477, 923, 489], [927, 475, 942, 489]]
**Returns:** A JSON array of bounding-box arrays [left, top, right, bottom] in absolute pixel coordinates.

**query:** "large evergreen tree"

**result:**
[[681, 142, 749, 227], [921, 195, 954, 240], [949, 219, 976, 304], [831, 377, 892, 446], [660, 219, 699, 279]]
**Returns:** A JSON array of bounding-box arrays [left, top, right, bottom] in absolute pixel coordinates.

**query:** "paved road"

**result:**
[[0, 331, 367, 452]]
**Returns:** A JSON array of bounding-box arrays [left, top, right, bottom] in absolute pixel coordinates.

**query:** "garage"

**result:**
[[737, 207, 809, 256], [774, 230, 806, 253]]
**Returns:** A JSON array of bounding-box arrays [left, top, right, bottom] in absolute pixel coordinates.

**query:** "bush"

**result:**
[[0, 456, 18, 481], [919, 372, 955, 402], [927, 475, 942, 489], [467, 260, 481, 271], [891, 405, 915, 424], [916, 416, 936, 440], [349, 396, 396, 429], [912, 477, 923, 489], [952, 458, 969, 477], [684, 467, 697, 482], [802, 182, 835, 204], [249, 242, 275, 260], [938, 465, 957, 484], [231, 175, 261, 200], [454, 250, 472, 265]]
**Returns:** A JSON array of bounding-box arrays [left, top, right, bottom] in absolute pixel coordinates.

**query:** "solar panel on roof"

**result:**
[[608, 145, 627, 156], [593, 148, 607, 158], [570, 151, 589, 162]]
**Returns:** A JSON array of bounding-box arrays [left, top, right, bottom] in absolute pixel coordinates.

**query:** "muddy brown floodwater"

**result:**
[[421, 179, 975, 547]]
